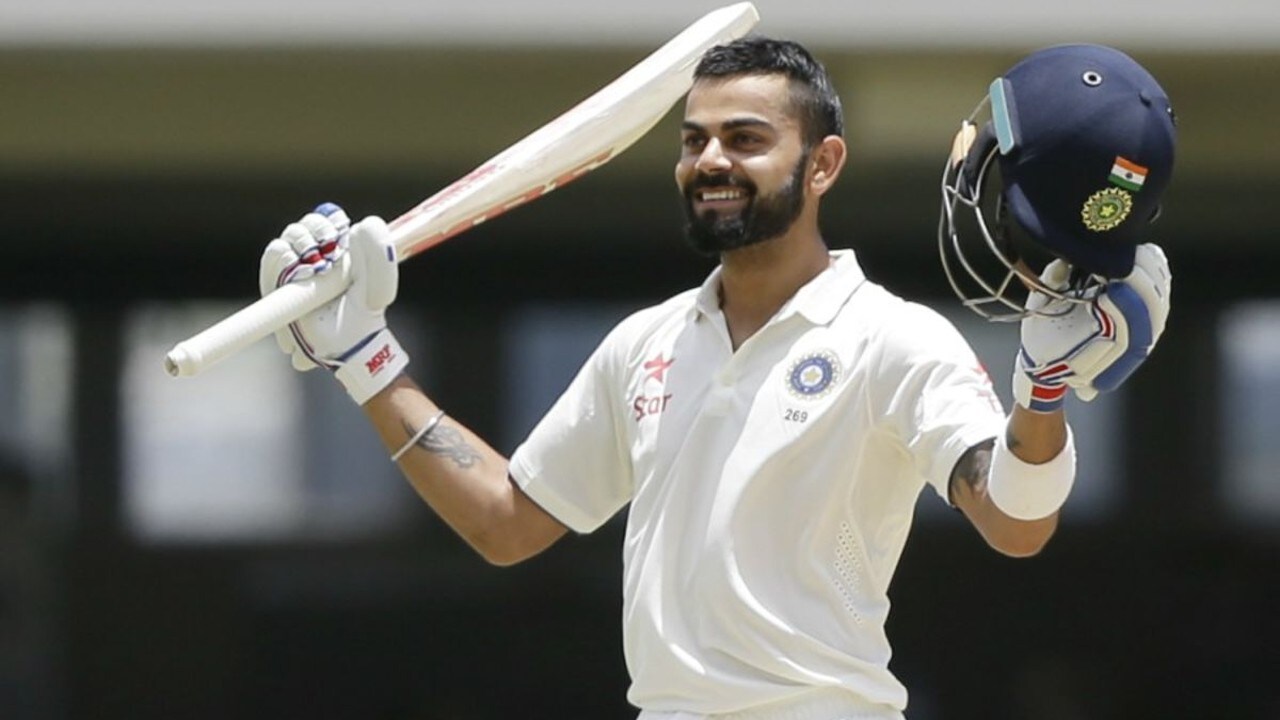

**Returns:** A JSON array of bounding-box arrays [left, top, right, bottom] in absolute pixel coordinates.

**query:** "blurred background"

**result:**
[[1, 1, 1276, 718]]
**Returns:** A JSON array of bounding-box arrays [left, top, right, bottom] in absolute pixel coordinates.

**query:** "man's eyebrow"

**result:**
[[681, 118, 774, 133]]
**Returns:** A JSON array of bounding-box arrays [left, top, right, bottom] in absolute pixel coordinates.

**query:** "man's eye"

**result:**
[[683, 136, 706, 150]]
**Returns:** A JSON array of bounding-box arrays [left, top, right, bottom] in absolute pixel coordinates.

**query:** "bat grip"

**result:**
[[163, 268, 350, 377]]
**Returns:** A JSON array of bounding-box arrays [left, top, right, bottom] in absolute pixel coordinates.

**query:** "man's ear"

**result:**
[[809, 135, 848, 196]]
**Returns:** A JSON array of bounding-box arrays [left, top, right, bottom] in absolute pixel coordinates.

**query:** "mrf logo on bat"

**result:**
[[632, 353, 675, 422]]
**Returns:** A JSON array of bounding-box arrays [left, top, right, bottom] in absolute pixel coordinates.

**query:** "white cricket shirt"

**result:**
[[509, 250, 1005, 715]]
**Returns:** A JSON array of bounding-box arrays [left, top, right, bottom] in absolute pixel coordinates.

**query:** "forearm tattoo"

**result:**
[[399, 419, 481, 469], [949, 438, 995, 506]]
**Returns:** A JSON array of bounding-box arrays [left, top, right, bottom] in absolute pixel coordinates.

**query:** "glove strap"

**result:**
[[333, 328, 409, 405], [1013, 348, 1069, 413], [1013, 371, 1068, 413]]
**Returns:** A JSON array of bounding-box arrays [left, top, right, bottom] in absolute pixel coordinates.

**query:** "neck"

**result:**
[[717, 219, 831, 349]]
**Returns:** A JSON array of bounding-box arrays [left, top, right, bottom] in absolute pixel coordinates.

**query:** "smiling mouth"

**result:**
[[693, 188, 750, 211]]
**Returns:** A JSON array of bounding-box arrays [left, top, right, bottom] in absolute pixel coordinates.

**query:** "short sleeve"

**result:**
[[873, 303, 1007, 501], [508, 323, 635, 534]]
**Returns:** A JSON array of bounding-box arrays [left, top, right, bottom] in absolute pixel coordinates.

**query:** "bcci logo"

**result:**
[[786, 350, 842, 400], [1081, 187, 1133, 232]]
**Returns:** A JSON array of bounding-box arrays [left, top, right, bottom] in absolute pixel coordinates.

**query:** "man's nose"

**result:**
[[694, 138, 732, 174]]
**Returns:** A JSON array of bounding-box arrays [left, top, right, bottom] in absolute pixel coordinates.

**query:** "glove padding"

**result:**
[[258, 203, 409, 404], [1014, 243, 1171, 412]]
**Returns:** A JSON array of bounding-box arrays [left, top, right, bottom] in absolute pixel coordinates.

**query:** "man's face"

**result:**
[[676, 74, 812, 256]]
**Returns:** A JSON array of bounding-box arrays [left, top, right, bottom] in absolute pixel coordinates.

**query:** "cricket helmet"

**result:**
[[938, 44, 1177, 320]]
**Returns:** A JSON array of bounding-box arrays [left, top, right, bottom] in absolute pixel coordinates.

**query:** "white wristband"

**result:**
[[333, 328, 409, 405], [987, 425, 1076, 521]]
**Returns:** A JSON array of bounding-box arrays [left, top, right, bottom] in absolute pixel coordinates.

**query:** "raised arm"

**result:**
[[950, 245, 1170, 557], [258, 204, 566, 566], [364, 375, 568, 565], [949, 406, 1066, 558]]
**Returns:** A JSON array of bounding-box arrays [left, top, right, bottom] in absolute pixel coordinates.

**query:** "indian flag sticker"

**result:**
[[1109, 156, 1148, 192]]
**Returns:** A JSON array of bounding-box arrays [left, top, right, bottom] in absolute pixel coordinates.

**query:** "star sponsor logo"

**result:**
[[632, 393, 672, 422], [786, 349, 842, 400], [631, 353, 676, 422], [643, 353, 674, 383]]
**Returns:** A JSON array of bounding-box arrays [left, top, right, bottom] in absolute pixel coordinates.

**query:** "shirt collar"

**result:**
[[692, 248, 867, 326], [693, 264, 726, 318]]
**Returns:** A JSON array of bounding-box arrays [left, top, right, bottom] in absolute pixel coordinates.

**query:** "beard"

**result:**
[[681, 154, 809, 257]]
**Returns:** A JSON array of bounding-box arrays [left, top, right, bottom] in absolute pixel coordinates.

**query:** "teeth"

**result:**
[[700, 190, 745, 202]]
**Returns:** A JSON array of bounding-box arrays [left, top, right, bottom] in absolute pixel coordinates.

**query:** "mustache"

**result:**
[[686, 173, 756, 196]]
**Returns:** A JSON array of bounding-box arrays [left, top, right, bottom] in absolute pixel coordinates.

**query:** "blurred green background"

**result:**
[[1, 1, 1276, 718]]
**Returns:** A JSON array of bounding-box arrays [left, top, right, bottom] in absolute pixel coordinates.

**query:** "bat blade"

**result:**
[[164, 2, 759, 378], [387, 1, 760, 259]]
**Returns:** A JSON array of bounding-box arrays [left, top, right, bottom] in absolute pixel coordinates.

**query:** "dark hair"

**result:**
[[694, 36, 844, 148]]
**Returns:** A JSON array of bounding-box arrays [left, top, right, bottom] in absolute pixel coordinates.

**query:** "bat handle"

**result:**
[[163, 268, 351, 377]]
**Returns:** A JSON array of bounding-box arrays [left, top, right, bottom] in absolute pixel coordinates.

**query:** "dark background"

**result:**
[[1, 39, 1277, 720]]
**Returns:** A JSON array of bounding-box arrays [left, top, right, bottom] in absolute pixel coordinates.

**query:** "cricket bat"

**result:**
[[164, 2, 760, 377]]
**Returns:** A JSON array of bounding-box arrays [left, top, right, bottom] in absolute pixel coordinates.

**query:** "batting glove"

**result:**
[[1014, 243, 1171, 412], [258, 203, 409, 405]]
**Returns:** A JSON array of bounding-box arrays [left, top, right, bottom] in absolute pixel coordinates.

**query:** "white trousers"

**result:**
[[636, 689, 905, 720]]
